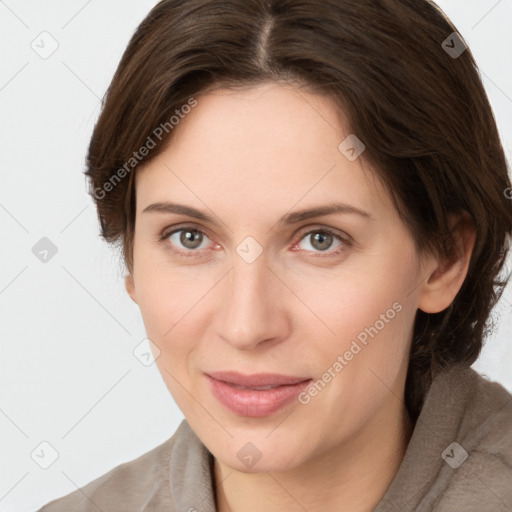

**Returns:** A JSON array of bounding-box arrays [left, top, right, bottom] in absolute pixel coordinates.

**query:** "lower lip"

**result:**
[[206, 375, 312, 417]]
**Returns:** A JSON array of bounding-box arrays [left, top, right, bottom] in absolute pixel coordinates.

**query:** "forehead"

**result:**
[[135, 83, 395, 222]]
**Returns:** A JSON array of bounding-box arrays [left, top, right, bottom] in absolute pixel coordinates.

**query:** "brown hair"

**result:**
[[85, 0, 512, 420]]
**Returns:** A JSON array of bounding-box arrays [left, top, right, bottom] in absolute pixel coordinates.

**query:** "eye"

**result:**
[[161, 225, 215, 256], [295, 227, 350, 255], [160, 224, 351, 258]]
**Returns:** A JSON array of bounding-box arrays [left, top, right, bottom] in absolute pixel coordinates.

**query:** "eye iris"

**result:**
[[311, 231, 333, 251], [180, 229, 203, 249]]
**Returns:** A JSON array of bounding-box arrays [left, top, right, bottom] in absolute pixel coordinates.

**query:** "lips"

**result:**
[[206, 371, 313, 417], [206, 371, 310, 388]]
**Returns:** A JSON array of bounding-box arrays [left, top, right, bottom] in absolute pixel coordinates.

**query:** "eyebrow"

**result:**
[[142, 201, 374, 225]]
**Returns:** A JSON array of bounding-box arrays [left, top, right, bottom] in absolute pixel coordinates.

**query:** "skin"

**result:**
[[125, 82, 476, 512]]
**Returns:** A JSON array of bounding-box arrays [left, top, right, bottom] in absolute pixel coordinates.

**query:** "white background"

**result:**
[[0, 1, 511, 510]]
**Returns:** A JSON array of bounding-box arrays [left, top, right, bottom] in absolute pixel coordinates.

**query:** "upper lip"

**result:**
[[207, 371, 311, 387]]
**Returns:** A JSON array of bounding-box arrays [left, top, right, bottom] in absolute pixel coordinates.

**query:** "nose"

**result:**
[[215, 249, 288, 350]]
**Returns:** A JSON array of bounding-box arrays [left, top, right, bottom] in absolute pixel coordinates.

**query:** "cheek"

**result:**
[[299, 261, 412, 347], [134, 259, 206, 333], [299, 253, 417, 399], [297, 288, 414, 438], [133, 268, 212, 381], [307, 290, 409, 389], [135, 274, 199, 409]]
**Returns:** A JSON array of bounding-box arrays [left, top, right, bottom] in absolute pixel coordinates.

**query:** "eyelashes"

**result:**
[[159, 224, 352, 258]]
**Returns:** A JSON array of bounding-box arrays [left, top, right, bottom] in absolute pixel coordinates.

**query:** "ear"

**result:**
[[418, 211, 476, 314], [125, 274, 138, 304]]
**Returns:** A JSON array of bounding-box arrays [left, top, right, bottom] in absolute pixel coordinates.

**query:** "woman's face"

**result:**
[[126, 82, 429, 472]]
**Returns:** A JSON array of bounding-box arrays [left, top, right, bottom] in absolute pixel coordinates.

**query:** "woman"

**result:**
[[39, 0, 512, 510]]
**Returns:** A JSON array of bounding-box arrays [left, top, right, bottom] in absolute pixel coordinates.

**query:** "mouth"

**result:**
[[206, 371, 311, 388], [205, 371, 313, 417], [228, 383, 283, 391]]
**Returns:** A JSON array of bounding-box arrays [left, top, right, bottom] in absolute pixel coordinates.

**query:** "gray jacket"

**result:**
[[38, 364, 512, 511]]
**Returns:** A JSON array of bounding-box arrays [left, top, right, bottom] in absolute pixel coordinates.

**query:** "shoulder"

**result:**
[[376, 365, 512, 512], [441, 365, 512, 461], [433, 366, 512, 511], [37, 420, 198, 512]]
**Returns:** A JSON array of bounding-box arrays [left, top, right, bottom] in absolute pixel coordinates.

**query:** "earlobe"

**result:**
[[125, 274, 137, 304], [418, 212, 476, 314]]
